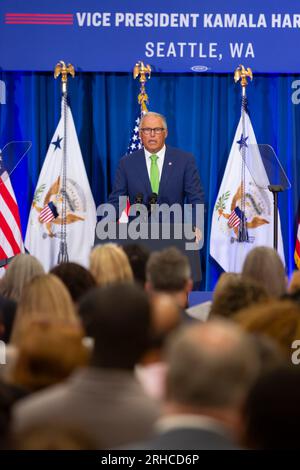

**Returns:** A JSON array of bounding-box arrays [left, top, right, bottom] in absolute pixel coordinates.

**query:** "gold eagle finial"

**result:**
[[54, 61, 75, 83], [133, 61, 151, 113], [234, 64, 253, 87]]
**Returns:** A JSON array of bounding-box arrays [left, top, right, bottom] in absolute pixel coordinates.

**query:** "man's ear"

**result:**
[[186, 278, 193, 293]]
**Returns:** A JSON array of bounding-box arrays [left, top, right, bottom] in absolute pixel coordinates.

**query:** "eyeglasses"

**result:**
[[140, 127, 166, 135]]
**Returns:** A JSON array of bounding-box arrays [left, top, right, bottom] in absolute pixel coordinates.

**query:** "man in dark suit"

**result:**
[[129, 320, 261, 450], [108, 112, 204, 241]]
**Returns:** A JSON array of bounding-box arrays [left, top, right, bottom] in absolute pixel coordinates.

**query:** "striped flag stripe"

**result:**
[[0, 212, 21, 255], [0, 187, 23, 246], [0, 244, 8, 260], [0, 228, 15, 258], [0, 193, 23, 248], [228, 216, 241, 228], [0, 174, 22, 230], [40, 211, 55, 223], [0, 244, 9, 272], [294, 223, 300, 269], [0, 172, 24, 263]]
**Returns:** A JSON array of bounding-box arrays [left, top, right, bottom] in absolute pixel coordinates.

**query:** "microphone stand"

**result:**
[[268, 184, 284, 251]]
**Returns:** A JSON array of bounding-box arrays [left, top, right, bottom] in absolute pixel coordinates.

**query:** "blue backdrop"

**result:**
[[0, 71, 299, 289]]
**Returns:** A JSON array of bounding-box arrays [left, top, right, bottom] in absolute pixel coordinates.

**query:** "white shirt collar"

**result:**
[[144, 145, 166, 160]]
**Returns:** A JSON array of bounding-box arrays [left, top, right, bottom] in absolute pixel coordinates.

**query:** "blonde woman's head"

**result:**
[[11, 274, 79, 345], [89, 244, 133, 286]]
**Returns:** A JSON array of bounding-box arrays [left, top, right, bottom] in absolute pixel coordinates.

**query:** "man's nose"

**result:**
[[149, 129, 156, 136]]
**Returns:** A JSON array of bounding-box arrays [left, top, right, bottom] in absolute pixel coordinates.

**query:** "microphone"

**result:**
[[128, 192, 144, 219], [134, 193, 143, 204], [148, 193, 158, 218]]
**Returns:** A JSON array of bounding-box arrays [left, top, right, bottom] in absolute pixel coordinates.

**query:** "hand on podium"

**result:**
[[194, 226, 203, 244]]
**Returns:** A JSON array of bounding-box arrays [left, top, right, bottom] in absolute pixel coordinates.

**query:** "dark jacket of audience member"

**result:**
[[12, 284, 159, 449], [242, 367, 300, 449]]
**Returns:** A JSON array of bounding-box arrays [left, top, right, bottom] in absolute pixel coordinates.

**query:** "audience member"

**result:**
[[12, 284, 159, 448], [0, 254, 44, 302], [242, 367, 300, 449], [146, 247, 192, 311], [233, 300, 300, 360], [122, 244, 150, 287], [131, 320, 260, 449], [241, 246, 287, 298], [210, 276, 269, 319], [10, 274, 80, 347], [50, 262, 96, 304], [136, 293, 181, 400], [90, 244, 133, 286], [9, 321, 89, 392], [287, 270, 300, 294], [15, 426, 96, 450], [0, 254, 45, 343]]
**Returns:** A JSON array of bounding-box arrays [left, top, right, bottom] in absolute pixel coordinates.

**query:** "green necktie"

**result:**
[[150, 154, 159, 194]]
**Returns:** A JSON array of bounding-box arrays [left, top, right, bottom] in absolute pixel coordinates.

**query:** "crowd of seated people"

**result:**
[[0, 245, 300, 449]]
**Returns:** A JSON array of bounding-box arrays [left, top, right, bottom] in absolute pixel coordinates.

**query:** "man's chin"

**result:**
[[145, 146, 161, 153]]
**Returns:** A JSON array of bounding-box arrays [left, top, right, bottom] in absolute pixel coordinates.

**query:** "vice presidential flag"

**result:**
[[210, 105, 285, 272], [25, 100, 97, 271]]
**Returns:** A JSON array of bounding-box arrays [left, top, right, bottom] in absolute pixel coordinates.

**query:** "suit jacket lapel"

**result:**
[[133, 150, 152, 197], [159, 146, 173, 197]]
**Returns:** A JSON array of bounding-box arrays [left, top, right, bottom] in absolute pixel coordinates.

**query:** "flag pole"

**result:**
[[54, 61, 75, 264], [234, 64, 253, 243]]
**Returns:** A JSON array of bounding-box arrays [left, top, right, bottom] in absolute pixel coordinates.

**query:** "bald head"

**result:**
[[165, 320, 260, 409]]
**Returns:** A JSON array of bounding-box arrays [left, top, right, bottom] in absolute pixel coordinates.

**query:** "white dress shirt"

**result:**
[[144, 145, 166, 184]]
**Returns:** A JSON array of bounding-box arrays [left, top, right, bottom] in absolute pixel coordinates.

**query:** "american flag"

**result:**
[[39, 201, 59, 223], [228, 207, 243, 229], [119, 114, 144, 222], [0, 170, 24, 271], [126, 115, 143, 155], [294, 220, 300, 269]]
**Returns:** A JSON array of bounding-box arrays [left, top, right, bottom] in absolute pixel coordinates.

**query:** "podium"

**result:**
[[94, 222, 202, 289]]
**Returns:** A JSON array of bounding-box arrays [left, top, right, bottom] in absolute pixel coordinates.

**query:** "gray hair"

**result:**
[[146, 247, 191, 292], [0, 254, 45, 302], [242, 246, 286, 298], [165, 319, 260, 408], [139, 112, 168, 130]]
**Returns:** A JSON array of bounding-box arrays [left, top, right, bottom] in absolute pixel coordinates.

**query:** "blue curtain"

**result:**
[[0, 71, 299, 289]]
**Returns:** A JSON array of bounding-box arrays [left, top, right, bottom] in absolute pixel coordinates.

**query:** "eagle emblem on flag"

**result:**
[[32, 176, 85, 238]]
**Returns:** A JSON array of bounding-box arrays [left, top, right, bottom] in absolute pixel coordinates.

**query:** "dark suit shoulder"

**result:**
[[119, 149, 144, 165], [165, 146, 195, 161]]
